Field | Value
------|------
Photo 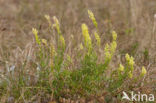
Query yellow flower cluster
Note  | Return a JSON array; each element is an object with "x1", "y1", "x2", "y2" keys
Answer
[
  {"x1": 128, "y1": 71, "x2": 133, "y2": 78},
  {"x1": 53, "y1": 16, "x2": 61, "y2": 35},
  {"x1": 125, "y1": 53, "x2": 147, "y2": 78},
  {"x1": 125, "y1": 53, "x2": 135, "y2": 78},
  {"x1": 104, "y1": 44, "x2": 111, "y2": 61},
  {"x1": 81, "y1": 24, "x2": 92, "y2": 50},
  {"x1": 88, "y1": 10, "x2": 98, "y2": 28},
  {"x1": 51, "y1": 16, "x2": 66, "y2": 49},
  {"x1": 59, "y1": 35, "x2": 65, "y2": 49},
  {"x1": 141, "y1": 66, "x2": 147, "y2": 77},
  {"x1": 111, "y1": 31, "x2": 117, "y2": 55},
  {"x1": 94, "y1": 32, "x2": 101, "y2": 46},
  {"x1": 104, "y1": 31, "x2": 117, "y2": 63},
  {"x1": 44, "y1": 15, "x2": 51, "y2": 27},
  {"x1": 41, "y1": 39, "x2": 48, "y2": 46},
  {"x1": 32, "y1": 28, "x2": 41, "y2": 46},
  {"x1": 110, "y1": 41, "x2": 117, "y2": 55},
  {"x1": 125, "y1": 53, "x2": 134, "y2": 71},
  {"x1": 79, "y1": 43, "x2": 84, "y2": 50},
  {"x1": 118, "y1": 64, "x2": 124, "y2": 72},
  {"x1": 112, "y1": 31, "x2": 117, "y2": 41},
  {"x1": 45, "y1": 15, "x2": 50, "y2": 21},
  {"x1": 125, "y1": 53, "x2": 130, "y2": 61}
]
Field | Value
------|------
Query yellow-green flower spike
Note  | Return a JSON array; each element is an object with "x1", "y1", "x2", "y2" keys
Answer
[
  {"x1": 53, "y1": 16, "x2": 61, "y2": 35},
  {"x1": 128, "y1": 71, "x2": 133, "y2": 78},
  {"x1": 104, "y1": 43, "x2": 110, "y2": 52},
  {"x1": 104, "y1": 44, "x2": 111, "y2": 62},
  {"x1": 59, "y1": 35, "x2": 65, "y2": 49},
  {"x1": 125, "y1": 54, "x2": 135, "y2": 71},
  {"x1": 42, "y1": 39, "x2": 48, "y2": 46},
  {"x1": 32, "y1": 28, "x2": 41, "y2": 45},
  {"x1": 125, "y1": 53, "x2": 130, "y2": 62},
  {"x1": 129, "y1": 57, "x2": 134, "y2": 65},
  {"x1": 44, "y1": 14, "x2": 51, "y2": 27},
  {"x1": 88, "y1": 10, "x2": 98, "y2": 28},
  {"x1": 104, "y1": 51, "x2": 111, "y2": 61},
  {"x1": 79, "y1": 43, "x2": 84, "y2": 50},
  {"x1": 45, "y1": 15, "x2": 50, "y2": 20},
  {"x1": 50, "y1": 43, "x2": 56, "y2": 56},
  {"x1": 110, "y1": 41, "x2": 117, "y2": 55},
  {"x1": 32, "y1": 28, "x2": 38, "y2": 35},
  {"x1": 112, "y1": 31, "x2": 117, "y2": 41},
  {"x1": 94, "y1": 32, "x2": 101, "y2": 46},
  {"x1": 81, "y1": 24, "x2": 92, "y2": 50},
  {"x1": 141, "y1": 66, "x2": 147, "y2": 77},
  {"x1": 118, "y1": 64, "x2": 124, "y2": 72}
]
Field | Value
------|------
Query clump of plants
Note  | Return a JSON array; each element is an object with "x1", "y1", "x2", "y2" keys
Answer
[
  {"x1": 0, "y1": 10, "x2": 147, "y2": 102},
  {"x1": 33, "y1": 10, "x2": 147, "y2": 99}
]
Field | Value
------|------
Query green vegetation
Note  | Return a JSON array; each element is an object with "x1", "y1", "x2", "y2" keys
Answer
[{"x1": 0, "y1": 10, "x2": 148, "y2": 103}]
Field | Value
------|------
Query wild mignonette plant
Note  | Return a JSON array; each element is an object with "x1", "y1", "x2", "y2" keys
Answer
[
  {"x1": 0, "y1": 10, "x2": 148, "y2": 102},
  {"x1": 31, "y1": 10, "x2": 147, "y2": 99}
]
